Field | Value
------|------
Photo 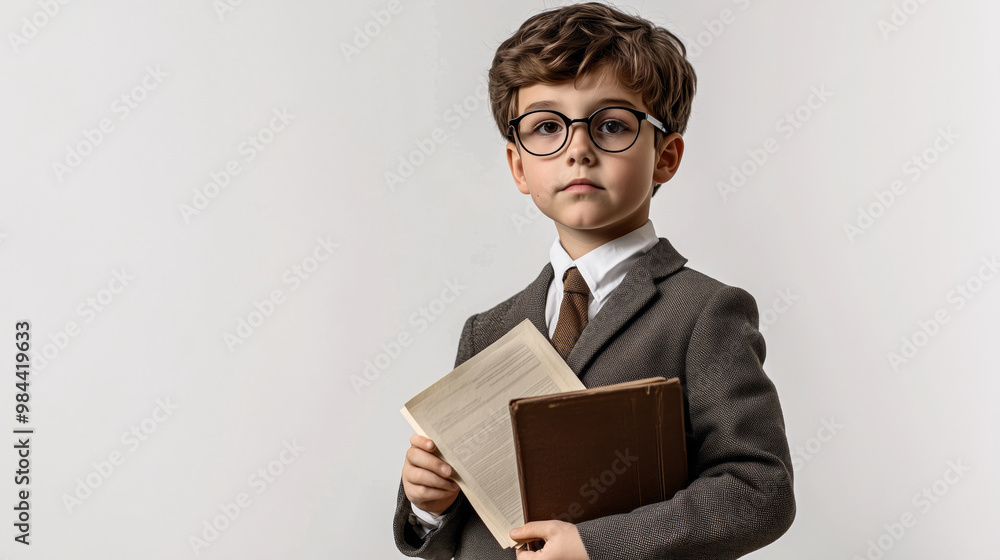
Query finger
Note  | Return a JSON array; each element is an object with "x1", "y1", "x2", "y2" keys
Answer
[
  {"x1": 405, "y1": 480, "x2": 458, "y2": 502},
  {"x1": 409, "y1": 433, "x2": 436, "y2": 452},
  {"x1": 406, "y1": 447, "x2": 455, "y2": 480},
  {"x1": 510, "y1": 521, "x2": 553, "y2": 542},
  {"x1": 514, "y1": 545, "x2": 537, "y2": 559},
  {"x1": 407, "y1": 464, "x2": 460, "y2": 492},
  {"x1": 514, "y1": 538, "x2": 545, "y2": 555}
]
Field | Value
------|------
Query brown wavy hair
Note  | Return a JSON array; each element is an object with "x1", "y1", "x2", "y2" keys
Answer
[{"x1": 488, "y1": 2, "x2": 696, "y2": 148}]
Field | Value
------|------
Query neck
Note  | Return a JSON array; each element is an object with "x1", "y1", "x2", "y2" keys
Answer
[{"x1": 556, "y1": 217, "x2": 648, "y2": 261}]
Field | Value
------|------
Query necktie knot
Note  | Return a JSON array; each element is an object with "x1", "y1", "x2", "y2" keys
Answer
[{"x1": 562, "y1": 267, "x2": 590, "y2": 296}]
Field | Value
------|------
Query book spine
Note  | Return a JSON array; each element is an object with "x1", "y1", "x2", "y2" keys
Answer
[{"x1": 508, "y1": 402, "x2": 532, "y2": 522}]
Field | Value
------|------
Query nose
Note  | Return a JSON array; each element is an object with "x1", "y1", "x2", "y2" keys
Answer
[{"x1": 564, "y1": 121, "x2": 594, "y2": 164}]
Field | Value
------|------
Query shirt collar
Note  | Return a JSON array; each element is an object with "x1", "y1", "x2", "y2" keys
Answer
[{"x1": 549, "y1": 220, "x2": 659, "y2": 303}]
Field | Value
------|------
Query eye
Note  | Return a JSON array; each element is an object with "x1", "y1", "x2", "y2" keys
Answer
[
  {"x1": 596, "y1": 119, "x2": 629, "y2": 135},
  {"x1": 534, "y1": 120, "x2": 563, "y2": 135}
]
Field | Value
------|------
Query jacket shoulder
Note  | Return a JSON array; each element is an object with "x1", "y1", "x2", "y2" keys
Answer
[
  {"x1": 454, "y1": 280, "x2": 539, "y2": 368},
  {"x1": 661, "y1": 265, "x2": 755, "y2": 305}
]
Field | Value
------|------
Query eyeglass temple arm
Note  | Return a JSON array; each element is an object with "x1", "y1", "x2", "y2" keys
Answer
[{"x1": 644, "y1": 113, "x2": 670, "y2": 135}]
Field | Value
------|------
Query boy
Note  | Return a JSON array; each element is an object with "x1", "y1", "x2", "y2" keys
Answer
[{"x1": 394, "y1": 3, "x2": 795, "y2": 558}]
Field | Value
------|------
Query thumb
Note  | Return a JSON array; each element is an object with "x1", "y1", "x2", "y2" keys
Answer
[{"x1": 511, "y1": 520, "x2": 554, "y2": 541}]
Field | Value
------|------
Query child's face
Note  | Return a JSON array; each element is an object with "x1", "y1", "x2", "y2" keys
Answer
[{"x1": 506, "y1": 67, "x2": 682, "y2": 247}]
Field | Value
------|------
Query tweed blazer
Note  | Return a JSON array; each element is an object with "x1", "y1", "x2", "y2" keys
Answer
[{"x1": 393, "y1": 238, "x2": 795, "y2": 560}]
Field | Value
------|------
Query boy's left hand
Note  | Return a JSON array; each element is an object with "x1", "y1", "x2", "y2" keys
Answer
[{"x1": 511, "y1": 520, "x2": 590, "y2": 559}]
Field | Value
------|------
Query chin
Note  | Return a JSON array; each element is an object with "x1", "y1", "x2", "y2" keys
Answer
[{"x1": 557, "y1": 216, "x2": 613, "y2": 231}]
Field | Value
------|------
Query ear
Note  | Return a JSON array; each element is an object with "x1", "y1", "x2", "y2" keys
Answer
[
  {"x1": 652, "y1": 133, "x2": 684, "y2": 184},
  {"x1": 506, "y1": 139, "x2": 531, "y2": 195}
]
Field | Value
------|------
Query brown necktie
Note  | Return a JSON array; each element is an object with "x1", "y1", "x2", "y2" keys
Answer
[{"x1": 551, "y1": 267, "x2": 590, "y2": 360}]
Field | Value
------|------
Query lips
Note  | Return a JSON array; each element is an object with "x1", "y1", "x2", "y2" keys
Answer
[{"x1": 562, "y1": 178, "x2": 602, "y2": 192}]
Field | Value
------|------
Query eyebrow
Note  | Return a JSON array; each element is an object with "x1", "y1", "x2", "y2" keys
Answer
[{"x1": 521, "y1": 97, "x2": 640, "y2": 114}]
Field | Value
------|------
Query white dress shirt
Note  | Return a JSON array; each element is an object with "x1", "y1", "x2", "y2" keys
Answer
[
  {"x1": 408, "y1": 220, "x2": 660, "y2": 538},
  {"x1": 544, "y1": 220, "x2": 659, "y2": 337}
]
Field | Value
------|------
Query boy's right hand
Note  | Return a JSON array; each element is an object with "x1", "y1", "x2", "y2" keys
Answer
[{"x1": 402, "y1": 434, "x2": 461, "y2": 516}]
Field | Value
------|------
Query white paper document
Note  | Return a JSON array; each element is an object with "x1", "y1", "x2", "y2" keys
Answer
[{"x1": 401, "y1": 319, "x2": 586, "y2": 549}]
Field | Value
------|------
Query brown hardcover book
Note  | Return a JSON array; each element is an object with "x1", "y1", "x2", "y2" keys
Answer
[{"x1": 508, "y1": 377, "x2": 689, "y2": 528}]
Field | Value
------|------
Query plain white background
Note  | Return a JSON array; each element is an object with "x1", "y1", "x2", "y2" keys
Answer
[{"x1": 1, "y1": 0, "x2": 997, "y2": 558}]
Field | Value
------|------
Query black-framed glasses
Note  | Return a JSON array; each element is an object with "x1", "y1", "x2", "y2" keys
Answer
[{"x1": 508, "y1": 106, "x2": 670, "y2": 156}]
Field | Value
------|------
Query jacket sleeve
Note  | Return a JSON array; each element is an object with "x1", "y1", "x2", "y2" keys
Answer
[
  {"x1": 574, "y1": 286, "x2": 796, "y2": 560},
  {"x1": 391, "y1": 314, "x2": 480, "y2": 558}
]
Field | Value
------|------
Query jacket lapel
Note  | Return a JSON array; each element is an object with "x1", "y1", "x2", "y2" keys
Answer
[
  {"x1": 503, "y1": 262, "x2": 553, "y2": 341},
  {"x1": 566, "y1": 238, "x2": 688, "y2": 375}
]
